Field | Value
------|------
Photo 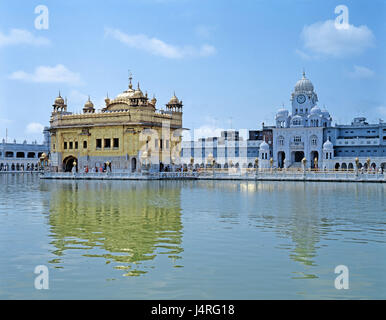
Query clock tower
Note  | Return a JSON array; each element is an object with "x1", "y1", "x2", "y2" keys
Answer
[{"x1": 291, "y1": 71, "x2": 318, "y2": 116}]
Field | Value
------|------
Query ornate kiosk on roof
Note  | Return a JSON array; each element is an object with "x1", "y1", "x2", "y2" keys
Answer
[{"x1": 49, "y1": 74, "x2": 184, "y2": 173}]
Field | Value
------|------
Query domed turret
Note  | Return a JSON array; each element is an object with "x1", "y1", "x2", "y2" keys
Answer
[
  {"x1": 169, "y1": 93, "x2": 180, "y2": 105},
  {"x1": 83, "y1": 96, "x2": 95, "y2": 113},
  {"x1": 150, "y1": 95, "x2": 157, "y2": 106},
  {"x1": 291, "y1": 114, "x2": 303, "y2": 126},
  {"x1": 276, "y1": 107, "x2": 289, "y2": 118},
  {"x1": 166, "y1": 92, "x2": 183, "y2": 112},
  {"x1": 54, "y1": 93, "x2": 64, "y2": 105},
  {"x1": 321, "y1": 108, "x2": 330, "y2": 118},
  {"x1": 323, "y1": 139, "x2": 333, "y2": 150},
  {"x1": 133, "y1": 82, "x2": 144, "y2": 98},
  {"x1": 259, "y1": 140, "x2": 269, "y2": 151},
  {"x1": 52, "y1": 91, "x2": 67, "y2": 113},
  {"x1": 295, "y1": 71, "x2": 314, "y2": 93},
  {"x1": 259, "y1": 139, "x2": 270, "y2": 168}
]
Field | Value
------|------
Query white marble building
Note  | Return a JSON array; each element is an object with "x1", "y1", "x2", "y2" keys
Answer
[{"x1": 273, "y1": 72, "x2": 332, "y2": 169}]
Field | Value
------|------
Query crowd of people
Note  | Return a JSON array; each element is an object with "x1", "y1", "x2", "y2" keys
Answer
[{"x1": 81, "y1": 162, "x2": 112, "y2": 174}]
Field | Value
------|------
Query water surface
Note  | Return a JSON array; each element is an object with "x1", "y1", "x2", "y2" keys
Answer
[{"x1": 0, "y1": 174, "x2": 385, "y2": 299}]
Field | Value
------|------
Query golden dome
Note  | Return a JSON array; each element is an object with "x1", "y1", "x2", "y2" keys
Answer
[
  {"x1": 169, "y1": 93, "x2": 180, "y2": 104},
  {"x1": 84, "y1": 96, "x2": 94, "y2": 109},
  {"x1": 116, "y1": 88, "x2": 134, "y2": 100},
  {"x1": 133, "y1": 82, "x2": 144, "y2": 98},
  {"x1": 54, "y1": 92, "x2": 64, "y2": 105}
]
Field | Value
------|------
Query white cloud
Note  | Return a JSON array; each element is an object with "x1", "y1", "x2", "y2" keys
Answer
[
  {"x1": 0, "y1": 28, "x2": 50, "y2": 47},
  {"x1": 300, "y1": 20, "x2": 375, "y2": 58},
  {"x1": 26, "y1": 122, "x2": 44, "y2": 134},
  {"x1": 9, "y1": 64, "x2": 83, "y2": 85},
  {"x1": 105, "y1": 27, "x2": 216, "y2": 59},
  {"x1": 348, "y1": 65, "x2": 375, "y2": 79}
]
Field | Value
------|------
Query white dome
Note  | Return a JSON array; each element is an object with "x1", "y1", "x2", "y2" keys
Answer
[
  {"x1": 310, "y1": 105, "x2": 322, "y2": 115},
  {"x1": 259, "y1": 141, "x2": 269, "y2": 151},
  {"x1": 321, "y1": 109, "x2": 330, "y2": 118},
  {"x1": 276, "y1": 107, "x2": 288, "y2": 118},
  {"x1": 323, "y1": 139, "x2": 333, "y2": 150},
  {"x1": 291, "y1": 114, "x2": 303, "y2": 125},
  {"x1": 295, "y1": 72, "x2": 314, "y2": 93}
]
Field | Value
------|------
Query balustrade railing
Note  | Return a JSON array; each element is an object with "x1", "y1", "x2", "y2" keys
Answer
[{"x1": 40, "y1": 168, "x2": 385, "y2": 181}]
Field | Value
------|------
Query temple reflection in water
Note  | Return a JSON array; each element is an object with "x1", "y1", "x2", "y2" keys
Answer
[
  {"x1": 46, "y1": 180, "x2": 183, "y2": 276},
  {"x1": 187, "y1": 181, "x2": 331, "y2": 277}
]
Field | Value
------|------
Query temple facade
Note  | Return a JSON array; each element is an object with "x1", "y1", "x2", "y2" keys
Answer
[{"x1": 49, "y1": 74, "x2": 184, "y2": 172}]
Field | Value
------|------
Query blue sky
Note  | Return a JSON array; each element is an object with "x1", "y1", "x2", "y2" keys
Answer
[{"x1": 0, "y1": 0, "x2": 385, "y2": 142}]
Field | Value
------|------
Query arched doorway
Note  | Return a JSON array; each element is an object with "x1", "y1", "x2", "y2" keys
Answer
[
  {"x1": 341, "y1": 163, "x2": 347, "y2": 170},
  {"x1": 278, "y1": 151, "x2": 285, "y2": 168},
  {"x1": 335, "y1": 163, "x2": 340, "y2": 170},
  {"x1": 310, "y1": 151, "x2": 319, "y2": 169},
  {"x1": 131, "y1": 157, "x2": 137, "y2": 172},
  {"x1": 159, "y1": 162, "x2": 164, "y2": 172},
  {"x1": 63, "y1": 156, "x2": 77, "y2": 172},
  {"x1": 348, "y1": 163, "x2": 354, "y2": 170},
  {"x1": 294, "y1": 151, "x2": 304, "y2": 163}
]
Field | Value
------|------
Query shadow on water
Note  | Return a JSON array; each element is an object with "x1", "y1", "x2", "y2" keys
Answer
[{"x1": 45, "y1": 180, "x2": 184, "y2": 277}]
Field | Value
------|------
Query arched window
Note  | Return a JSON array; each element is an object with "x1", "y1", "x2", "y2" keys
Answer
[
  {"x1": 278, "y1": 136, "x2": 284, "y2": 146},
  {"x1": 310, "y1": 136, "x2": 317, "y2": 146}
]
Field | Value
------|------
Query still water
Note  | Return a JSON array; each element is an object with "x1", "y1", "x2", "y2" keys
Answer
[{"x1": 0, "y1": 174, "x2": 385, "y2": 299}]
